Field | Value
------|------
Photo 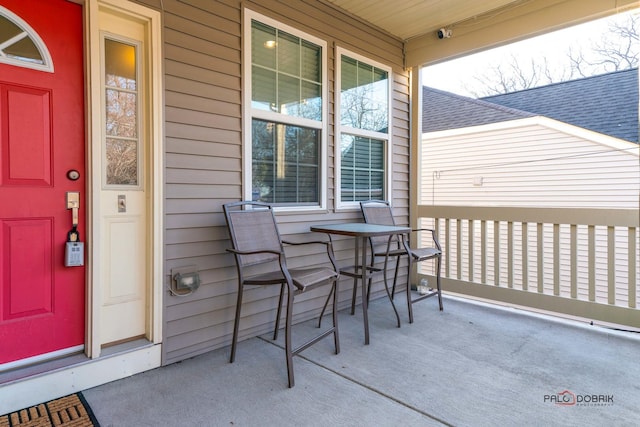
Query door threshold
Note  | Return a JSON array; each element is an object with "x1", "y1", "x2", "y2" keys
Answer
[
  {"x1": 0, "y1": 338, "x2": 153, "y2": 386},
  {"x1": 0, "y1": 352, "x2": 88, "y2": 386},
  {"x1": 1, "y1": 346, "x2": 86, "y2": 374},
  {"x1": 0, "y1": 340, "x2": 161, "y2": 414}
]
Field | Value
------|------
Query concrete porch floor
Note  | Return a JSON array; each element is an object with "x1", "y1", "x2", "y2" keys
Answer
[{"x1": 83, "y1": 296, "x2": 640, "y2": 426}]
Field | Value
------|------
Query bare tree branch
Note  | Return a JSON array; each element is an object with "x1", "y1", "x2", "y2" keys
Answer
[{"x1": 469, "y1": 13, "x2": 638, "y2": 96}]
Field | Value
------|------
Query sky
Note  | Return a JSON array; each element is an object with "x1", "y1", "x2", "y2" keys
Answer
[{"x1": 422, "y1": 10, "x2": 637, "y2": 97}]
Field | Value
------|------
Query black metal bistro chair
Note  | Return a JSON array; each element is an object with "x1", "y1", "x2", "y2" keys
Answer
[
  {"x1": 223, "y1": 201, "x2": 340, "y2": 387},
  {"x1": 359, "y1": 200, "x2": 443, "y2": 323}
]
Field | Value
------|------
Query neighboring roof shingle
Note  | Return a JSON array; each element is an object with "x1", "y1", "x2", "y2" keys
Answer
[
  {"x1": 422, "y1": 87, "x2": 534, "y2": 133},
  {"x1": 481, "y1": 68, "x2": 638, "y2": 143},
  {"x1": 423, "y1": 68, "x2": 638, "y2": 143}
]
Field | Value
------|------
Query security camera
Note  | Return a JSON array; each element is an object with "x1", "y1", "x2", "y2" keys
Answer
[{"x1": 437, "y1": 28, "x2": 452, "y2": 39}]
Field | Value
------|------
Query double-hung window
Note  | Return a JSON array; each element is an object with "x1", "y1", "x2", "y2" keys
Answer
[
  {"x1": 244, "y1": 10, "x2": 327, "y2": 209},
  {"x1": 336, "y1": 48, "x2": 391, "y2": 208}
]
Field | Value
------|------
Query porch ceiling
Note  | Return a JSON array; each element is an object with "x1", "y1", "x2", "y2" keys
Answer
[
  {"x1": 323, "y1": 0, "x2": 518, "y2": 41},
  {"x1": 322, "y1": 0, "x2": 639, "y2": 67}
]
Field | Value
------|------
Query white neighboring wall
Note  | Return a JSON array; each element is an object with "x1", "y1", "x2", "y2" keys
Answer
[
  {"x1": 420, "y1": 117, "x2": 639, "y2": 208},
  {"x1": 419, "y1": 117, "x2": 639, "y2": 308}
]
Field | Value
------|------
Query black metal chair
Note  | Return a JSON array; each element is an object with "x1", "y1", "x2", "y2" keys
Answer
[
  {"x1": 223, "y1": 201, "x2": 340, "y2": 387},
  {"x1": 360, "y1": 200, "x2": 443, "y2": 323}
]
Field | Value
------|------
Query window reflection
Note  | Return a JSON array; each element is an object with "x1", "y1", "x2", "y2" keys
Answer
[
  {"x1": 340, "y1": 56, "x2": 388, "y2": 132},
  {"x1": 340, "y1": 134, "x2": 384, "y2": 201},
  {"x1": 251, "y1": 20, "x2": 322, "y2": 121},
  {"x1": 104, "y1": 38, "x2": 138, "y2": 186},
  {"x1": 252, "y1": 119, "x2": 319, "y2": 204}
]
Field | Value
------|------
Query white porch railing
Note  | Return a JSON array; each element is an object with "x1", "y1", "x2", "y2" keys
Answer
[{"x1": 416, "y1": 205, "x2": 639, "y2": 329}]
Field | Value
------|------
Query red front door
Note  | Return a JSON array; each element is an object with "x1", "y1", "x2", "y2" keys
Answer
[{"x1": 0, "y1": 0, "x2": 85, "y2": 364}]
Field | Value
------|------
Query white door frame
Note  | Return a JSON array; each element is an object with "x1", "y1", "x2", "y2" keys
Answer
[{"x1": 84, "y1": 0, "x2": 163, "y2": 358}]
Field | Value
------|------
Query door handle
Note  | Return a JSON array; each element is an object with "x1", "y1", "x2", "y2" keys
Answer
[{"x1": 66, "y1": 192, "x2": 80, "y2": 227}]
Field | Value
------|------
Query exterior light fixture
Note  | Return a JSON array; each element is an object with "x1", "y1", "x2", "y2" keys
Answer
[{"x1": 170, "y1": 266, "x2": 201, "y2": 296}]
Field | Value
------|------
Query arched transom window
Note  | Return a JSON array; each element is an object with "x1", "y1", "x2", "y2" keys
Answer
[{"x1": 0, "y1": 6, "x2": 53, "y2": 72}]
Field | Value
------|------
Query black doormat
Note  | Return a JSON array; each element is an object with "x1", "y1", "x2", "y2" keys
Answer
[{"x1": 0, "y1": 393, "x2": 99, "y2": 427}]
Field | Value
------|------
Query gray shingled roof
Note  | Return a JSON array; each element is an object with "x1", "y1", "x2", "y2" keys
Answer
[
  {"x1": 423, "y1": 68, "x2": 639, "y2": 143},
  {"x1": 482, "y1": 68, "x2": 638, "y2": 143},
  {"x1": 422, "y1": 87, "x2": 534, "y2": 133}
]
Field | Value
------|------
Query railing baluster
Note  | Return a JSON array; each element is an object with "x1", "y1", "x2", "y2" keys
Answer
[
  {"x1": 469, "y1": 219, "x2": 475, "y2": 282},
  {"x1": 588, "y1": 225, "x2": 595, "y2": 302},
  {"x1": 445, "y1": 218, "x2": 451, "y2": 278},
  {"x1": 494, "y1": 221, "x2": 500, "y2": 286},
  {"x1": 522, "y1": 222, "x2": 528, "y2": 291},
  {"x1": 537, "y1": 223, "x2": 543, "y2": 293},
  {"x1": 629, "y1": 227, "x2": 637, "y2": 309},
  {"x1": 481, "y1": 220, "x2": 487, "y2": 284},
  {"x1": 457, "y1": 219, "x2": 462, "y2": 280},
  {"x1": 608, "y1": 226, "x2": 615, "y2": 305},
  {"x1": 553, "y1": 223, "x2": 560, "y2": 296},
  {"x1": 508, "y1": 221, "x2": 513, "y2": 289},
  {"x1": 570, "y1": 224, "x2": 577, "y2": 299}
]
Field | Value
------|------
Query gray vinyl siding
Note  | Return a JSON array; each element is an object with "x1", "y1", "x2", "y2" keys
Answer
[{"x1": 133, "y1": 0, "x2": 409, "y2": 364}]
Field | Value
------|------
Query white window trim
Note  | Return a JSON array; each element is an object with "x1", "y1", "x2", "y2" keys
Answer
[
  {"x1": 0, "y1": 5, "x2": 54, "y2": 72},
  {"x1": 242, "y1": 9, "x2": 328, "y2": 211},
  {"x1": 335, "y1": 47, "x2": 393, "y2": 210}
]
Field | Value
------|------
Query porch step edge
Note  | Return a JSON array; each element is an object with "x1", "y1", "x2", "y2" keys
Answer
[{"x1": 0, "y1": 343, "x2": 161, "y2": 414}]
